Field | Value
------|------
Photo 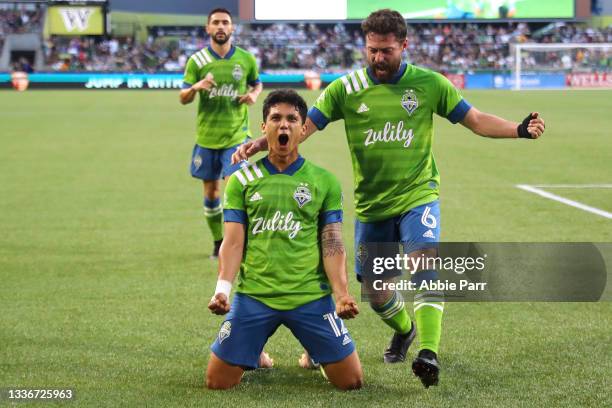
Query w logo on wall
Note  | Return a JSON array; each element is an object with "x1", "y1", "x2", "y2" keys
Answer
[
  {"x1": 48, "y1": 6, "x2": 104, "y2": 35},
  {"x1": 59, "y1": 8, "x2": 94, "y2": 32}
]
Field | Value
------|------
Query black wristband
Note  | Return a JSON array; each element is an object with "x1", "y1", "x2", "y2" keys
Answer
[{"x1": 517, "y1": 113, "x2": 534, "y2": 139}]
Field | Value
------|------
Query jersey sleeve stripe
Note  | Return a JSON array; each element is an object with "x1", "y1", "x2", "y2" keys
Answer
[
  {"x1": 357, "y1": 69, "x2": 369, "y2": 89},
  {"x1": 194, "y1": 51, "x2": 207, "y2": 66},
  {"x1": 201, "y1": 50, "x2": 213, "y2": 64},
  {"x1": 202, "y1": 50, "x2": 213, "y2": 64},
  {"x1": 446, "y1": 99, "x2": 472, "y2": 124},
  {"x1": 234, "y1": 170, "x2": 247, "y2": 185},
  {"x1": 319, "y1": 210, "x2": 343, "y2": 226},
  {"x1": 193, "y1": 51, "x2": 204, "y2": 65},
  {"x1": 251, "y1": 163, "x2": 264, "y2": 178},
  {"x1": 348, "y1": 71, "x2": 361, "y2": 92},
  {"x1": 223, "y1": 209, "x2": 247, "y2": 224},
  {"x1": 241, "y1": 164, "x2": 255, "y2": 181},
  {"x1": 307, "y1": 106, "x2": 330, "y2": 130},
  {"x1": 191, "y1": 54, "x2": 204, "y2": 68},
  {"x1": 340, "y1": 75, "x2": 352, "y2": 94}
]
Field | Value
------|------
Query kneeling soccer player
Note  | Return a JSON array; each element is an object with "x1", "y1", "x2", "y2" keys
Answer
[{"x1": 206, "y1": 90, "x2": 363, "y2": 390}]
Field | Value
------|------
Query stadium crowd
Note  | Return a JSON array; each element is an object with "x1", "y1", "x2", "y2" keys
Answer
[
  {"x1": 0, "y1": 3, "x2": 609, "y2": 73},
  {"x1": 43, "y1": 22, "x2": 611, "y2": 72}
]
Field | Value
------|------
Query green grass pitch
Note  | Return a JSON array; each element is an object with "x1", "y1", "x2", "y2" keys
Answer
[{"x1": 0, "y1": 89, "x2": 611, "y2": 407}]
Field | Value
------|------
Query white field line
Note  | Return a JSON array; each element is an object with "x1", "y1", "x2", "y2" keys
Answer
[
  {"x1": 530, "y1": 184, "x2": 612, "y2": 188},
  {"x1": 516, "y1": 184, "x2": 612, "y2": 219}
]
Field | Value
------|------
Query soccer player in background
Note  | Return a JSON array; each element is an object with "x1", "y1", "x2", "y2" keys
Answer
[
  {"x1": 233, "y1": 9, "x2": 545, "y2": 388},
  {"x1": 206, "y1": 90, "x2": 362, "y2": 390},
  {"x1": 179, "y1": 8, "x2": 262, "y2": 258}
]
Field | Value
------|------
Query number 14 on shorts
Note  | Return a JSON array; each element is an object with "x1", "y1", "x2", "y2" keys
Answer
[{"x1": 323, "y1": 312, "x2": 348, "y2": 337}]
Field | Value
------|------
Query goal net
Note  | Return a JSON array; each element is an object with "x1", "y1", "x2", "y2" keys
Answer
[{"x1": 512, "y1": 43, "x2": 612, "y2": 90}]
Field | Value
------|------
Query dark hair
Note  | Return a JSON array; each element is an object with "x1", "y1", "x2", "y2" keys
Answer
[
  {"x1": 361, "y1": 9, "x2": 407, "y2": 41},
  {"x1": 263, "y1": 90, "x2": 308, "y2": 124},
  {"x1": 207, "y1": 8, "x2": 232, "y2": 23}
]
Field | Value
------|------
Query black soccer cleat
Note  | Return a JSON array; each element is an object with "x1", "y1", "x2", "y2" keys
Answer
[
  {"x1": 383, "y1": 321, "x2": 416, "y2": 363},
  {"x1": 210, "y1": 239, "x2": 223, "y2": 260},
  {"x1": 412, "y1": 349, "x2": 440, "y2": 388}
]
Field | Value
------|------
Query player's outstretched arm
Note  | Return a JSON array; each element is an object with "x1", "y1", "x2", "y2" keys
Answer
[
  {"x1": 231, "y1": 117, "x2": 319, "y2": 164},
  {"x1": 208, "y1": 222, "x2": 245, "y2": 315},
  {"x1": 460, "y1": 107, "x2": 545, "y2": 139},
  {"x1": 321, "y1": 222, "x2": 359, "y2": 319}
]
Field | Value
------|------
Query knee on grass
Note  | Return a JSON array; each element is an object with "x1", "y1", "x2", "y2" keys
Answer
[
  {"x1": 206, "y1": 353, "x2": 244, "y2": 390},
  {"x1": 329, "y1": 372, "x2": 363, "y2": 391},
  {"x1": 205, "y1": 373, "x2": 241, "y2": 390}
]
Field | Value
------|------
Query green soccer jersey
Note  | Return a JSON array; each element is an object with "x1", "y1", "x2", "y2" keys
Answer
[
  {"x1": 183, "y1": 45, "x2": 260, "y2": 149},
  {"x1": 223, "y1": 156, "x2": 343, "y2": 310},
  {"x1": 310, "y1": 62, "x2": 470, "y2": 222}
]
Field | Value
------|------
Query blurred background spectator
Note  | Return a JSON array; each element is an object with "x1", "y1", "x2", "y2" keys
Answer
[{"x1": 0, "y1": 3, "x2": 44, "y2": 55}]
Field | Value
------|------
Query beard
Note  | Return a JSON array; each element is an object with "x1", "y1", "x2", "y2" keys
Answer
[
  {"x1": 212, "y1": 31, "x2": 231, "y2": 45},
  {"x1": 369, "y1": 58, "x2": 402, "y2": 82}
]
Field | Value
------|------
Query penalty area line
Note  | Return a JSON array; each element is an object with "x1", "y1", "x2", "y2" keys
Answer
[{"x1": 516, "y1": 184, "x2": 612, "y2": 219}]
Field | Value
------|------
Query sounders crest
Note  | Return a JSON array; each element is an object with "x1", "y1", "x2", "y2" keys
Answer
[
  {"x1": 193, "y1": 154, "x2": 203, "y2": 169},
  {"x1": 232, "y1": 64, "x2": 243, "y2": 81},
  {"x1": 218, "y1": 321, "x2": 231, "y2": 343},
  {"x1": 401, "y1": 89, "x2": 418, "y2": 116},
  {"x1": 293, "y1": 183, "x2": 312, "y2": 208}
]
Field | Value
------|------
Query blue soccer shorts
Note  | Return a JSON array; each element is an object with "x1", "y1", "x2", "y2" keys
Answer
[
  {"x1": 190, "y1": 139, "x2": 248, "y2": 181},
  {"x1": 211, "y1": 293, "x2": 355, "y2": 369},
  {"x1": 354, "y1": 200, "x2": 441, "y2": 281}
]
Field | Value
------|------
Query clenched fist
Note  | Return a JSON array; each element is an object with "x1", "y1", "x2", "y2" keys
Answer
[
  {"x1": 336, "y1": 295, "x2": 359, "y2": 320},
  {"x1": 208, "y1": 293, "x2": 230, "y2": 315}
]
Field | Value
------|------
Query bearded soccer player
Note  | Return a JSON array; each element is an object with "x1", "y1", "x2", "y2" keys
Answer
[
  {"x1": 206, "y1": 90, "x2": 362, "y2": 390},
  {"x1": 233, "y1": 9, "x2": 545, "y2": 388},
  {"x1": 179, "y1": 8, "x2": 262, "y2": 258}
]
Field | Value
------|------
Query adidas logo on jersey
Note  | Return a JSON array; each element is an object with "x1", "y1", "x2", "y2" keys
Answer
[
  {"x1": 423, "y1": 229, "x2": 435, "y2": 239},
  {"x1": 249, "y1": 192, "x2": 263, "y2": 202},
  {"x1": 342, "y1": 335, "x2": 352, "y2": 346},
  {"x1": 357, "y1": 103, "x2": 369, "y2": 113}
]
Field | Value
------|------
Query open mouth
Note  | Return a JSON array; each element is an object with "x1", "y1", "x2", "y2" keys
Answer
[{"x1": 278, "y1": 134, "x2": 289, "y2": 146}]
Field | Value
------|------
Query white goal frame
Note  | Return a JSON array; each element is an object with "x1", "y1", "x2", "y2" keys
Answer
[{"x1": 513, "y1": 43, "x2": 612, "y2": 90}]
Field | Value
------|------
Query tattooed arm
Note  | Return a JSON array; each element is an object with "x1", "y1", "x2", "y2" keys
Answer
[{"x1": 321, "y1": 222, "x2": 359, "y2": 319}]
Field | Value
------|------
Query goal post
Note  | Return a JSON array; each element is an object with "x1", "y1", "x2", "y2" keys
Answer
[{"x1": 512, "y1": 43, "x2": 612, "y2": 90}]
